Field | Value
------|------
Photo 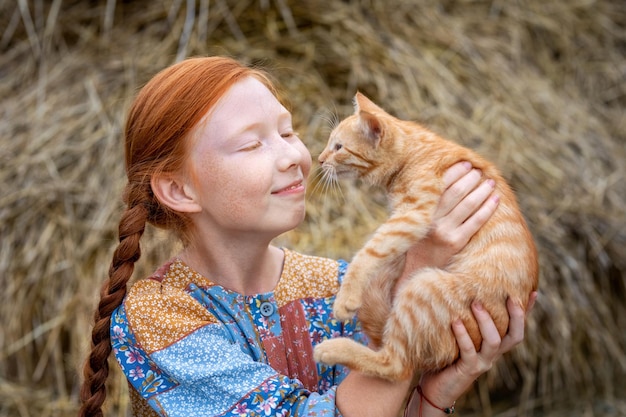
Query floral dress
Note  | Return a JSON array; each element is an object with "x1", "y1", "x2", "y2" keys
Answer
[{"x1": 111, "y1": 248, "x2": 366, "y2": 417}]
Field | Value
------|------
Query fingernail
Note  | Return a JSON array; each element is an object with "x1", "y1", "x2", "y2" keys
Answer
[
  {"x1": 491, "y1": 194, "x2": 500, "y2": 204},
  {"x1": 473, "y1": 301, "x2": 484, "y2": 311},
  {"x1": 463, "y1": 161, "x2": 472, "y2": 170},
  {"x1": 487, "y1": 179, "x2": 496, "y2": 188}
]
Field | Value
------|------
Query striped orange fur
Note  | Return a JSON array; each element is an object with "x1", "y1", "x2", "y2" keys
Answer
[{"x1": 313, "y1": 92, "x2": 539, "y2": 381}]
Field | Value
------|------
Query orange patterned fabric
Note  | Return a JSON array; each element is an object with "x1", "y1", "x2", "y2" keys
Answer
[
  {"x1": 274, "y1": 249, "x2": 341, "y2": 305},
  {"x1": 112, "y1": 248, "x2": 364, "y2": 416},
  {"x1": 124, "y1": 268, "x2": 217, "y2": 353}
]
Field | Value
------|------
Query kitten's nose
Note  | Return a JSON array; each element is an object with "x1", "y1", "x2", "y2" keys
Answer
[{"x1": 318, "y1": 150, "x2": 329, "y2": 165}]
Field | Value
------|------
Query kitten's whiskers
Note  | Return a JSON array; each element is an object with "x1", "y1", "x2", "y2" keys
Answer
[{"x1": 310, "y1": 165, "x2": 345, "y2": 204}]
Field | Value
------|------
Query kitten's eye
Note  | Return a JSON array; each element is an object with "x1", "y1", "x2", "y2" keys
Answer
[{"x1": 335, "y1": 143, "x2": 343, "y2": 151}]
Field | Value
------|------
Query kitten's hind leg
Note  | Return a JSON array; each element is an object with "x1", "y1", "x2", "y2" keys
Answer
[
  {"x1": 391, "y1": 267, "x2": 482, "y2": 371},
  {"x1": 313, "y1": 338, "x2": 410, "y2": 381}
]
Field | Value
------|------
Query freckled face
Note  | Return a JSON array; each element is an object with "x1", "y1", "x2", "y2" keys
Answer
[{"x1": 185, "y1": 77, "x2": 312, "y2": 239}]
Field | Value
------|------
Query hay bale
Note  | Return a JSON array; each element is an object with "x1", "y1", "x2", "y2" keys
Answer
[{"x1": 0, "y1": 1, "x2": 624, "y2": 416}]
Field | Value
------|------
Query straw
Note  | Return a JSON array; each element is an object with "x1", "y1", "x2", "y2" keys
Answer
[{"x1": 1, "y1": 1, "x2": 624, "y2": 416}]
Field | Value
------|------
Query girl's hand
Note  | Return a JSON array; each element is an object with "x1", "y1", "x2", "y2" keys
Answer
[
  {"x1": 403, "y1": 161, "x2": 498, "y2": 275},
  {"x1": 408, "y1": 292, "x2": 538, "y2": 417},
  {"x1": 450, "y1": 294, "x2": 537, "y2": 379}
]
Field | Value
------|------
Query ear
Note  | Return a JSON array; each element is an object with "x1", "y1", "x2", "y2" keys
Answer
[
  {"x1": 353, "y1": 91, "x2": 382, "y2": 114},
  {"x1": 151, "y1": 173, "x2": 202, "y2": 214},
  {"x1": 357, "y1": 110, "x2": 383, "y2": 147}
]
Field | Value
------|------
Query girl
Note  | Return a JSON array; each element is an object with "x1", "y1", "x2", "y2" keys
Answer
[{"x1": 79, "y1": 56, "x2": 535, "y2": 417}]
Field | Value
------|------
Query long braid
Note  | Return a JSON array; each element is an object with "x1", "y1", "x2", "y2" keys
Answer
[{"x1": 79, "y1": 202, "x2": 147, "y2": 417}]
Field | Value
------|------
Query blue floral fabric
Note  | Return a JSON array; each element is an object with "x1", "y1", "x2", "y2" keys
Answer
[{"x1": 111, "y1": 249, "x2": 365, "y2": 417}]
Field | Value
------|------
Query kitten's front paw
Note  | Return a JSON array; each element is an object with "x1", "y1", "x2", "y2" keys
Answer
[
  {"x1": 333, "y1": 288, "x2": 363, "y2": 320},
  {"x1": 333, "y1": 297, "x2": 360, "y2": 321},
  {"x1": 313, "y1": 340, "x2": 337, "y2": 366}
]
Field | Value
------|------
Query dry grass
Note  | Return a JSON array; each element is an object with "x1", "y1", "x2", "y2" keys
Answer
[{"x1": 1, "y1": 0, "x2": 625, "y2": 416}]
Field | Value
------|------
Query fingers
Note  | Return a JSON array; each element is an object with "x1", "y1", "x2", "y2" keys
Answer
[
  {"x1": 441, "y1": 161, "x2": 473, "y2": 189},
  {"x1": 450, "y1": 293, "x2": 537, "y2": 381},
  {"x1": 450, "y1": 311, "x2": 493, "y2": 378},
  {"x1": 451, "y1": 319, "x2": 477, "y2": 360},
  {"x1": 499, "y1": 298, "x2": 526, "y2": 352},
  {"x1": 449, "y1": 180, "x2": 498, "y2": 237},
  {"x1": 499, "y1": 291, "x2": 538, "y2": 353},
  {"x1": 453, "y1": 303, "x2": 502, "y2": 376},
  {"x1": 438, "y1": 163, "x2": 498, "y2": 226},
  {"x1": 438, "y1": 165, "x2": 483, "y2": 217},
  {"x1": 526, "y1": 291, "x2": 538, "y2": 313},
  {"x1": 434, "y1": 175, "x2": 498, "y2": 253},
  {"x1": 471, "y1": 302, "x2": 502, "y2": 358}
]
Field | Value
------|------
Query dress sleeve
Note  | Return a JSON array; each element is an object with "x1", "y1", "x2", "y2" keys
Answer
[{"x1": 111, "y1": 281, "x2": 345, "y2": 417}]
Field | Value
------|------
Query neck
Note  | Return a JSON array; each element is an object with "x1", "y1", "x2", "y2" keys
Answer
[
  {"x1": 383, "y1": 158, "x2": 406, "y2": 191},
  {"x1": 178, "y1": 238, "x2": 285, "y2": 295}
]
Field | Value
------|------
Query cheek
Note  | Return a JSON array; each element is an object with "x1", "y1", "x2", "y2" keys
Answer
[{"x1": 214, "y1": 165, "x2": 268, "y2": 213}]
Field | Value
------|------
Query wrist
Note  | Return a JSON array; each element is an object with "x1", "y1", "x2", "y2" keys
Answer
[
  {"x1": 417, "y1": 385, "x2": 456, "y2": 415},
  {"x1": 419, "y1": 373, "x2": 458, "y2": 405},
  {"x1": 420, "y1": 363, "x2": 476, "y2": 402},
  {"x1": 404, "y1": 384, "x2": 456, "y2": 417}
]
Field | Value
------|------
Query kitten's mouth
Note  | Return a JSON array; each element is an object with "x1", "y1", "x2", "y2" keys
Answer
[
  {"x1": 333, "y1": 168, "x2": 357, "y2": 179},
  {"x1": 320, "y1": 164, "x2": 359, "y2": 181}
]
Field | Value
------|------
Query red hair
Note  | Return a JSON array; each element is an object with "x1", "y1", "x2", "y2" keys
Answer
[{"x1": 78, "y1": 56, "x2": 276, "y2": 417}]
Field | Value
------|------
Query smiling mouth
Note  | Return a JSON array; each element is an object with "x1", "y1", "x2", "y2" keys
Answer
[{"x1": 273, "y1": 181, "x2": 304, "y2": 194}]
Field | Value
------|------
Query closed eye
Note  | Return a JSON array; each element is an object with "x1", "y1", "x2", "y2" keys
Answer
[
  {"x1": 335, "y1": 143, "x2": 343, "y2": 151},
  {"x1": 241, "y1": 141, "x2": 262, "y2": 151},
  {"x1": 282, "y1": 131, "x2": 299, "y2": 139}
]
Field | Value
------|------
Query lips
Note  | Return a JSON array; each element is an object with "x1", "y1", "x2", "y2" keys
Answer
[{"x1": 272, "y1": 180, "x2": 304, "y2": 194}]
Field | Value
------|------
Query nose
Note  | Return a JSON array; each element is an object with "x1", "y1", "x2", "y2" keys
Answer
[
  {"x1": 318, "y1": 150, "x2": 327, "y2": 165},
  {"x1": 276, "y1": 136, "x2": 306, "y2": 171}
]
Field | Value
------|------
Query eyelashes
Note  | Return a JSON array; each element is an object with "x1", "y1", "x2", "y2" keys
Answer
[{"x1": 240, "y1": 141, "x2": 262, "y2": 151}]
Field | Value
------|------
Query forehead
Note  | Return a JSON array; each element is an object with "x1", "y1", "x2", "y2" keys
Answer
[
  {"x1": 207, "y1": 77, "x2": 286, "y2": 129},
  {"x1": 189, "y1": 76, "x2": 291, "y2": 153}
]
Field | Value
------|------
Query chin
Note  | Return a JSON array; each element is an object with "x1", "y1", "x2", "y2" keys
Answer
[
  {"x1": 293, "y1": 209, "x2": 307, "y2": 226},
  {"x1": 288, "y1": 208, "x2": 307, "y2": 229}
]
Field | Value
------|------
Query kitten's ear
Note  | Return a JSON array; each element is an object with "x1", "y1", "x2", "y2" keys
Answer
[
  {"x1": 353, "y1": 91, "x2": 385, "y2": 146},
  {"x1": 358, "y1": 110, "x2": 383, "y2": 147},
  {"x1": 353, "y1": 92, "x2": 383, "y2": 114}
]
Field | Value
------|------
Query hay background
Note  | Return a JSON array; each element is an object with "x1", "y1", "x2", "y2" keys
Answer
[{"x1": 1, "y1": 0, "x2": 625, "y2": 416}]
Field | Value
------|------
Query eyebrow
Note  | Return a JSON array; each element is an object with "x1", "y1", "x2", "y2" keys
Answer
[{"x1": 232, "y1": 108, "x2": 293, "y2": 136}]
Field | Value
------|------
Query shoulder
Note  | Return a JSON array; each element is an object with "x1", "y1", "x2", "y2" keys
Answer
[
  {"x1": 275, "y1": 248, "x2": 348, "y2": 304},
  {"x1": 122, "y1": 259, "x2": 217, "y2": 353}
]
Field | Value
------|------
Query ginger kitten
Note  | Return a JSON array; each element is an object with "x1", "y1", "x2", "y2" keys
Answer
[{"x1": 313, "y1": 92, "x2": 539, "y2": 380}]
